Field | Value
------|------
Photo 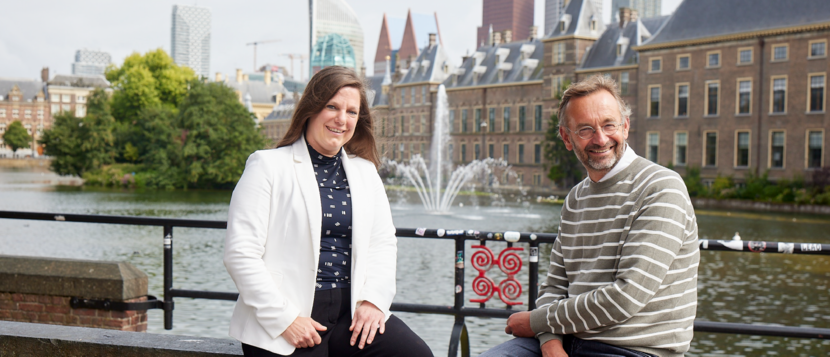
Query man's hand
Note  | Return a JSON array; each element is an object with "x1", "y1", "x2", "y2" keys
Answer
[
  {"x1": 504, "y1": 311, "x2": 535, "y2": 337},
  {"x1": 283, "y1": 316, "x2": 327, "y2": 348},
  {"x1": 541, "y1": 339, "x2": 568, "y2": 357},
  {"x1": 349, "y1": 301, "x2": 385, "y2": 349}
]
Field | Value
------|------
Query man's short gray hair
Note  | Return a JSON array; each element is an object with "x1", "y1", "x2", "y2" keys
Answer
[{"x1": 557, "y1": 75, "x2": 632, "y2": 137}]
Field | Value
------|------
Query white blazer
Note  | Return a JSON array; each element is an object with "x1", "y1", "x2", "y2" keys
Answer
[{"x1": 223, "y1": 137, "x2": 397, "y2": 355}]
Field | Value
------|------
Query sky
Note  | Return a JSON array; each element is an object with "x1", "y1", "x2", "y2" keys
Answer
[{"x1": 0, "y1": 0, "x2": 682, "y2": 82}]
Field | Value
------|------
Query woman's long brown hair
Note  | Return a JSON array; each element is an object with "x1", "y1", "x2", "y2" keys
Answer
[{"x1": 277, "y1": 66, "x2": 379, "y2": 167}]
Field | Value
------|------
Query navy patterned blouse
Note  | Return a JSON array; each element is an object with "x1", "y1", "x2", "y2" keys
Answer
[{"x1": 309, "y1": 144, "x2": 352, "y2": 291}]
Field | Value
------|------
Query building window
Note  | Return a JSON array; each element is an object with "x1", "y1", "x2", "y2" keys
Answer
[
  {"x1": 676, "y1": 83, "x2": 689, "y2": 117},
  {"x1": 62, "y1": 94, "x2": 71, "y2": 103},
  {"x1": 649, "y1": 58, "x2": 661, "y2": 72},
  {"x1": 410, "y1": 115, "x2": 415, "y2": 134},
  {"x1": 707, "y1": 51, "x2": 721, "y2": 68},
  {"x1": 534, "y1": 105, "x2": 542, "y2": 131},
  {"x1": 475, "y1": 108, "x2": 481, "y2": 132},
  {"x1": 77, "y1": 95, "x2": 86, "y2": 103},
  {"x1": 770, "y1": 131, "x2": 785, "y2": 168},
  {"x1": 771, "y1": 76, "x2": 787, "y2": 113},
  {"x1": 706, "y1": 81, "x2": 719, "y2": 116},
  {"x1": 553, "y1": 42, "x2": 566, "y2": 64},
  {"x1": 503, "y1": 144, "x2": 509, "y2": 162},
  {"x1": 620, "y1": 72, "x2": 629, "y2": 95},
  {"x1": 449, "y1": 109, "x2": 455, "y2": 133},
  {"x1": 503, "y1": 107, "x2": 510, "y2": 132},
  {"x1": 488, "y1": 108, "x2": 495, "y2": 131},
  {"x1": 393, "y1": 116, "x2": 399, "y2": 135},
  {"x1": 535, "y1": 144, "x2": 541, "y2": 164},
  {"x1": 519, "y1": 106, "x2": 526, "y2": 131},
  {"x1": 675, "y1": 132, "x2": 687, "y2": 166},
  {"x1": 704, "y1": 132, "x2": 718, "y2": 167},
  {"x1": 488, "y1": 144, "x2": 494, "y2": 158},
  {"x1": 76, "y1": 105, "x2": 86, "y2": 117},
  {"x1": 738, "y1": 47, "x2": 753, "y2": 64},
  {"x1": 616, "y1": 44, "x2": 623, "y2": 57},
  {"x1": 551, "y1": 75, "x2": 565, "y2": 98},
  {"x1": 590, "y1": 19, "x2": 597, "y2": 31},
  {"x1": 421, "y1": 115, "x2": 427, "y2": 134},
  {"x1": 647, "y1": 132, "x2": 659, "y2": 163},
  {"x1": 448, "y1": 144, "x2": 454, "y2": 162},
  {"x1": 24, "y1": 110, "x2": 31, "y2": 119},
  {"x1": 772, "y1": 44, "x2": 788, "y2": 61},
  {"x1": 809, "y1": 74, "x2": 825, "y2": 112},
  {"x1": 808, "y1": 130, "x2": 823, "y2": 168},
  {"x1": 410, "y1": 87, "x2": 415, "y2": 105},
  {"x1": 677, "y1": 55, "x2": 690, "y2": 70},
  {"x1": 462, "y1": 109, "x2": 468, "y2": 132},
  {"x1": 62, "y1": 104, "x2": 70, "y2": 112},
  {"x1": 736, "y1": 131, "x2": 750, "y2": 167},
  {"x1": 422, "y1": 86, "x2": 427, "y2": 104},
  {"x1": 809, "y1": 40, "x2": 827, "y2": 58},
  {"x1": 475, "y1": 143, "x2": 481, "y2": 160},
  {"x1": 737, "y1": 79, "x2": 752, "y2": 114},
  {"x1": 0, "y1": 109, "x2": 5, "y2": 118},
  {"x1": 461, "y1": 144, "x2": 467, "y2": 162},
  {"x1": 12, "y1": 109, "x2": 19, "y2": 118},
  {"x1": 648, "y1": 85, "x2": 660, "y2": 117}
]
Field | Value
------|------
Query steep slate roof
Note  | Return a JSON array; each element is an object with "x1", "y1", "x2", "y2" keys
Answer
[
  {"x1": 580, "y1": 16, "x2": 669, "y2": 70},
  {"x1": 0, "y1": 78, "x2": 45, "y2": 101},
  {"x1": 546, "y1": 0, "x2": 605, "y2": 39},
  {"x1": 365, "y1": 74, "x2": 387, "y2": 107},
  {"x1": 641, "y1": 0, "x2": 830, "y2": 49},
  {"x1": 443, "y1": 39, "x2": 544, "y2": 89},
  {"x1": 397, "y1": 10, "x2": 420, "y2": 61},
  {"x1": 373, "y1": 14, "x2": 394, "y2": 65},
  {"x1": 397, "y1": 42, "x2": 453, "y2": 85},
  {"x1": 223, "y1": 78, "x2": 288, "y2": 104},
  {"x1": 264, "y1": 94, "x2": 296, "y2": 121},
  {"x1": 48, "y1": 74, "x2": 110, "y2": 88}
]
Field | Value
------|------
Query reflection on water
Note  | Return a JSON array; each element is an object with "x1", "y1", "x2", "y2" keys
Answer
[{"x1": 0, "y1": 168, "x2": 829, "y2": 356}]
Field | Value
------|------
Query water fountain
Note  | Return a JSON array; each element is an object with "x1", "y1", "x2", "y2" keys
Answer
[{"x1": 387, "y1": 85, "x2": 522, "y2": 213}]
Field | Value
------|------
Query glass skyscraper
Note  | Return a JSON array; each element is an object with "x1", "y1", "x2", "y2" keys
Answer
[
  {"x1": 171, "y1": 5, "x2": 211, "y2": 78},
  {"x1": 308, "y1": 0, "x2": 364, "y2": 76},
  {"x1": 72, "y1": 49, "x2": 111, "y2": 77}
]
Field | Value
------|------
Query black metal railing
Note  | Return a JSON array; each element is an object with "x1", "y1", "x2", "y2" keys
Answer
[{"x1": 1, "y1": 210, "x2": 829, "y2": 357}]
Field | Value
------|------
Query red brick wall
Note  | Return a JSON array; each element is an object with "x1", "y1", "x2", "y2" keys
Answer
[{"x1": 0, "y1": 292, "x2": 148, "y2": 332}]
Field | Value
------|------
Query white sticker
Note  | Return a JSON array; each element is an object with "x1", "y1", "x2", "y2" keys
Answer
[
  {"x1": 717, "y1": 240, "x2": 743, "y2": 251},
  {"x1": 415, "y1": 227, "x2": 426, "y2": 236},
  {"x1": 504, "y1": 231, "x2": 521, "y2": 243},
  {"x1": 778, "y1": 243, "x2": 794, "y2": 254},
  {"x1": 437, "y1": 229, "x2": 445, "y2": 237}
]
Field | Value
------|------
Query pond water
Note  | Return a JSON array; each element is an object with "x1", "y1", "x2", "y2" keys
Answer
[{"x1": 0, "y1": 166, "x2": 828, "y2": 356}]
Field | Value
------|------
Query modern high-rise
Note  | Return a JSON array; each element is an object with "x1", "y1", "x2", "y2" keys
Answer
[
  {"x1": 308, "y1": 0, "x2": 364, "y2": 76},
  {"x1": 171, "y1": 5, "x2": 211, "y2": 78},
  {"x1": 544, "y1": 0, "x2": 563, "y2": 37},
  {"x1": 72, "y1": 49, "x2": 111, "y2": 77},
  {"x1": 477, "y1": 0, "x2": 534, "y2": 48},
  {"x1": 611, "y1": 0, "x2": 662, "y2": 20}
]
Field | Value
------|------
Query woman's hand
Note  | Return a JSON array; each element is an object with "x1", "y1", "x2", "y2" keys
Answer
[
  {"x1": 349, "y1": 301, "x2": 385, "y2": 349},
  {"x1": 283, "y1": 316, "x2": 327, "y2": 348}
]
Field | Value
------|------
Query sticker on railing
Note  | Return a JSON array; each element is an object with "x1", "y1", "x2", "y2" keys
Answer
[{"x1": 469, "y1": 245, "x2": 524, "y2": 306}]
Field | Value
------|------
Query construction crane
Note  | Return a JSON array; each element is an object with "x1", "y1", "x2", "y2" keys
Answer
[
  {"x1": 246, "y1": 39, "x2": 281, "y2": 72},
  {"x1": 282, "y1": 54, "x2": 308, "y2": 81}
]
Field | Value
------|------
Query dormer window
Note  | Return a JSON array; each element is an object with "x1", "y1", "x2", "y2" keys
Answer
[
  {"x1": 616, "y1": 37, "x2": 629, "y2": 58},
  {"x1": 616, "y1": 45, "x2": 622, "y2": 56},
  {"x1": 590, "y1": 17, "x2": 597, "y2": 32},
  {"x1": 559, "y1": 14, "x2": 572, "y2": 34},
  {"x1": 560, "y1": 21, "x2": 566, "y2": 32}
]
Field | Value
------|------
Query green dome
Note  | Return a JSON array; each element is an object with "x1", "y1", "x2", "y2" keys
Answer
[{"x1": 311, "y1": 33, "x2": 356, "y2": 70}]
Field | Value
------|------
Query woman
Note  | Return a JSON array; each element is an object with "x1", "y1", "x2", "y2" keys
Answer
[{"x1": 224, "y1": 66, "x2": 431, "y2": 357}]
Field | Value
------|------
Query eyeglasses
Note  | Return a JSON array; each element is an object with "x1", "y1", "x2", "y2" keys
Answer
[{"x1": 566, "y1": 122, "x2": 623, "y2": 140}]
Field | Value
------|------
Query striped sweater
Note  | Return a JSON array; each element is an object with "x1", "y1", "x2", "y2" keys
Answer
[{"x1": 530, "y1": 156, "x2": 699, "y2": 357}]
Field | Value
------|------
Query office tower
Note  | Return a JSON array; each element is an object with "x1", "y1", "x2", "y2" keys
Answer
[
  {"x1": 544, "y1": 0, "x2": 564, "y2": 37},
  {"x1": 308, "y1": 0, "x2": 364, "y2": 76},
  {"x1": 477, "y1": 0, "x2": 534, "y2": 48},
  {"x1": 71, "y1": 49, "x2": 111, "y2": 77},
  {"x1": 611, "y1": 0, "x2": 662, "y2": 20},
  {"x1": 171, "y1": 5, "x2": 211, "y2": 78}
]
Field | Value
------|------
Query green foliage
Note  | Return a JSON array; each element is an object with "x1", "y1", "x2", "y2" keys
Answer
[
  {"x1": 39, "y1": 89, "x2": 116, "y2": 176},
  {"x1": 3, "y1": 121, "x2": 32, "y2": 153},
  {"x1": 681, "y1": 166, "x2": 707, "y2": 197},
  {"x1": 543, "y1": 113, "x2": 583, "y2": 188}
]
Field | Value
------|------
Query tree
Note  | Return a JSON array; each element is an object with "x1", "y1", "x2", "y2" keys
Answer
[
  {"x1": 39, "y1": 89, "x2": 116, "y2": 176},
  {"x1": 139, "y1": 81, "x2": 266, "y2": 189},
  {"x1": 2, "y1": 121, "x2": 32, "y2": 155},
  {"x1": 544, "y1": 113, "x2": 584, "y2": 189}
]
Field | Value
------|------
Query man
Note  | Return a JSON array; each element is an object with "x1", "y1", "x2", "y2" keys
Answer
[{"x1": 481, "y1": 75, "x2": 699, "y2": 357}]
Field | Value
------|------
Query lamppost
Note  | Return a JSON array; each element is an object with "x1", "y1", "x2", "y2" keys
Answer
[{"x1": 480, "y1": 121, "x2": 487, "y2": 159}]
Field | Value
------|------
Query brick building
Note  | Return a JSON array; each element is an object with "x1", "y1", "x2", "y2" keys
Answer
[
  {"x1": 633, "y1": 0, "x2": 830, "y2": 182},
  {"x1": 0, "y1": 71, "x2": 49, "y2": 157}
]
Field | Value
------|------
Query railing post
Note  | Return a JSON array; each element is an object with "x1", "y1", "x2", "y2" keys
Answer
[
  {"x1": 529, "y1": 240, "x2": 539, "y2": 309},
  {"x1": 448, "y1": 236, "x2": 470, "y2": 357},
  {"x1": 163, "y1": 225, "x2": 174, "y2": 330}
]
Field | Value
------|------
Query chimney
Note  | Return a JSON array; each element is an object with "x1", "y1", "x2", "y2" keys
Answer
[
  {"x1": 243, "y1": 74, "x2": 249, "y2": 82},
  {"x1": 428, "y1": 33, "x2": 437, "y2": 48},
  {"x1": 503, "y1": 30, "x2": 512, "y2": 44},
  {"x1": 529, "y1": 26, "x2": 538, "y2": 41},
  {"x1": 264, "y1": 70, "x2": 271, "y2": 86},
  {"x1": 619, "y1": 7, "x2": 632, "y2": 28},
  {"x1": 236, "y1": 69, "x2": 243, "y2": 83},
  {"x1": 493, "y1": 31, "x2": 502, "y2": 46},
  {"x1": 215, "y1": 72, "x2": 223, "y2": 82},
  {"x1": 41, "y1": 67, "x2": 49, "y2": 82}
]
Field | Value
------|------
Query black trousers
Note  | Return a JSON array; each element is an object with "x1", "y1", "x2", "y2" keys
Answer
[{"x1": 242, "y1": 288, "x2": 432, "y2": 357}]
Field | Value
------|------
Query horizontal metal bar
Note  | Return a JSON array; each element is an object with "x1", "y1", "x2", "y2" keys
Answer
[
  {"x1": 170, "y1": 289, "x2": 239, "y2": 301},
  {"x1": 69, "y1": 295, "x2": 164, "y2": 311},
  {"x1": 391, "y1": 303, "x2": 516, "y2": 318},
  {"x1": 700, "y1": 239, "x2": 830, "y2": 255},
  {"x1": 694, "y1": 321, "x2": 830, "y2": 339},
  {"x1": 394, "y1": 228, "x2": 558, "y2": 243},
  {"x1": 0, "y1": 210, "x2": 226, "y2": 229}
]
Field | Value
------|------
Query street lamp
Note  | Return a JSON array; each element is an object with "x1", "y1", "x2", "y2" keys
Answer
[{"x1": 480, "y1": 121, "x2": 488, "y2": 159}]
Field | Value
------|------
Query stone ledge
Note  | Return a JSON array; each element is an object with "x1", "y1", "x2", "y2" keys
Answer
[
  {"x1": 0, "y1": 255, "x2": 147, "y2": 300},
  {"x1": 0, "y1": 320, "x2": 242, "y2": 356}
]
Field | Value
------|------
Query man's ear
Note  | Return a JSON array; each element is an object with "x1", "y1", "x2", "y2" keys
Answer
[{"x1": 560, "y1": 126, "x2": 574, "y2": 151}]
